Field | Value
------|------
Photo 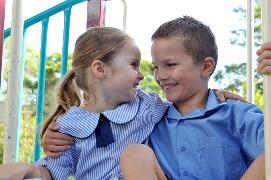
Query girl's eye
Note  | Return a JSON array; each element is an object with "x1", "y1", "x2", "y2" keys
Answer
[{"x1": 131, "y1": 62, "x2": 137, "y2": 68}]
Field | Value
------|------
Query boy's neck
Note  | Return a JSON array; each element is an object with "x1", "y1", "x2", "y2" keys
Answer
[{"x1": 174, "y1": 89, "x2": 209, "y2": 116}]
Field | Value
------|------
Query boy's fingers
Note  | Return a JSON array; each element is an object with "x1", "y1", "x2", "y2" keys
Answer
[
  {"x1": 44, "y1": 127, "x2": 73, "y2": 142},
  {"x1": 257, "y1": 58, "x2": 271, "y2": 74},
  {"x1": 45, "y1": 151, "x2": 63, "y2": 158},
  {"x1": 43, "y1": 137, "x2": 73, "y2": 146},
  {"x1": 262, "y1": 66, "x2": 271, "y2": 75},
  {"x1": 257, "y1": 50, "x2": 271, "y2": 63},
  {"x1": 48, "y1": 121, "x2": 59, "y2": 131},
  {"x1": 43, "y1": 144, "x2": 71, "y2": 152},
  {"x1": 50, "y1": 133, "x2": 73, "y2": 142},
  {"x1": 217, "y1": 93, "x2": 225, "y2": 102},
  {"x1": 213, "y1": 89, "x2": 225, "y2": 102},
  {"x1": 258, "y1": 41, "x2": 271, "y2": 53}
]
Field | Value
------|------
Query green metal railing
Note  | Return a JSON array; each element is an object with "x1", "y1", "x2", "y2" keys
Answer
[{"x1": 3, "y1": 0, "x2": 87, "y2": 161}]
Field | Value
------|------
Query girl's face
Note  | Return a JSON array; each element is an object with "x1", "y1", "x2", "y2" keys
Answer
[{"x1": 103, "y1": 41, "x2": 143, "y2": 104}]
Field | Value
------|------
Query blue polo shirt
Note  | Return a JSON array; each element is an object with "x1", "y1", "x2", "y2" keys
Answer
[{"x1": 150, "y1": 89, "x2": 264, "y2": 180}]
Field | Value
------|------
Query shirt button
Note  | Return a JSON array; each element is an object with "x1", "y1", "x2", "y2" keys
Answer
[
  {"x1": 183, "y1": 171, "x2": 189, "y2": 176},
  {"x1": 178, "y1": 146, "x2": 186, "y2": 152}
]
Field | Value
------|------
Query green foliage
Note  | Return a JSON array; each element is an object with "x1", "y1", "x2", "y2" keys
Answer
[
  {"x1": 139, "y1": 60, "x2": 165, "y2": 98},
  {"x1": 230, "y1": 3, "x2": 261, "y2": 47},
  {"x1": 0, "y1": 48, "x2": 73, "y2": 163},
  {"x1": 213, "y1": 62, "x2": 264, "y2": 110},
  {"x1": 214, "y1": 1, "x2": 264, "y2": 110},
  {"x1": 18, "y1": 106, "x2": 36, "y2": 163},
  {"x1": 0, "y1": 124, "x2": 4, "y2": 164}
]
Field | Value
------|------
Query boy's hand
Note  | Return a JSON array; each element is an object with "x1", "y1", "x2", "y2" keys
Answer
[
  {"x1": 42, "y1": 121, "x2": 73, "y2": 157},
  {"x1": 256, "y1": 41, "x2": 271, "y2": 75},
  {"x1": 213, "y1": 89, "x2": 247, "y2": 103}
]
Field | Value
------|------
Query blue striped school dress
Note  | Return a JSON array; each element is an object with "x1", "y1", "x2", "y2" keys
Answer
[{"x1": 35, "y1": 89, "x2": 169, "y2": 180}]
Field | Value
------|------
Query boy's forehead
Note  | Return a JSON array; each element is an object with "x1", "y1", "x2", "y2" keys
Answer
[
  {"x1": 152, "y1": 38, "x2": 184, "y2": 50},
  {"x1": 151, "y1": 39, "x2": 185, "y2": 58}
]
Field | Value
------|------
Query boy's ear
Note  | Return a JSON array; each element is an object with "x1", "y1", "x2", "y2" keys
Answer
[
  {"x1": 201, "y1": 57, "x2": 216, "y2": 77},
  {"x1": 91, "y1": 60, "x2": 107, "y2": 79}
]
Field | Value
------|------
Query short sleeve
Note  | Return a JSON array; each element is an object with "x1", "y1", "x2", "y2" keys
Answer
[
  {"x1": 35, "y1": 146, "x2": 77, "y2": 179},
  {"x1": 233, "y1": 102, "x2": 264, "y2": 159}
]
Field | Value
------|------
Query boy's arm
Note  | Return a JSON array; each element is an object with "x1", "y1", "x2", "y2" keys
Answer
[
  {"x1": 241, "y1": 151, "x2": 265, "y2": 180},
  {"x1": 241, "y1": 42, "x2": 271, "y2": 180},
  {"x1": 42, "y1": 121, "x2": 73, "y2": 157},
  {"x1": 0, "y1": 163, "x2": 52, "y2": 180}
]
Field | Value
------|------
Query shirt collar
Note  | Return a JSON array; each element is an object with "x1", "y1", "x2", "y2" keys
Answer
[
  {"x1": 167, "y1": 89, "x2": 225, "y2": 120},
  {"x1": 57, "y1": 96, "x2": 140, "y2": 138}
]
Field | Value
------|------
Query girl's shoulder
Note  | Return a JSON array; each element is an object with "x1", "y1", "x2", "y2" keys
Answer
[
  {"x1": 56, "y1": 106, "x2": 100, "y2": 138},
  {"x1": 136, "y1": 88, "x2": 170, "y2": 106}
]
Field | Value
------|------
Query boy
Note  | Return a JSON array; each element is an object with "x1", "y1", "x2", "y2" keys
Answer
[{"x1": 120, "y1": 16, "x2": 265, "y2": 180}]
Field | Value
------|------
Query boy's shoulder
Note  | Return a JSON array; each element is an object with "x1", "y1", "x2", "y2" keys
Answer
[{"x1": 224, "y1": 99, "x2": 263, "y2": 114}]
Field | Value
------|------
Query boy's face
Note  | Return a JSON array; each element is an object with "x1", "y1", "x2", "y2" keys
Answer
[{"x1": 151, "y1": 38, "x2": 207, "y2": 104}]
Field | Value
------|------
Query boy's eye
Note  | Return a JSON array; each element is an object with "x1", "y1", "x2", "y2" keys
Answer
[
  {"x1": 167, "y1": 63, "x2": 176, "y2": 67},
  {"x1": 152, "y1": 65, "x2": 158, "y2": 70}
]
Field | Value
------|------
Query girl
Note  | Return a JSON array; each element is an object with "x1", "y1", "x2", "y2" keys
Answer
[{"x1": 0, "y1": 27, "x2": 169, "y2": 180}]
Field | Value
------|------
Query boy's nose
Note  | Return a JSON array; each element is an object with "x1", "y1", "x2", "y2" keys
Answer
[{"x1": 155, "y1": 70, "x2": 167, "y2": 81}]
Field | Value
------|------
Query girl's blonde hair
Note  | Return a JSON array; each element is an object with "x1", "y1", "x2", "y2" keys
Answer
[{"x1": 41, "y1": 27, "x2": 132, "y2": 138}]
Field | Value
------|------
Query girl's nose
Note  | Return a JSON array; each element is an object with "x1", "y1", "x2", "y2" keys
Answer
[{"x1": 138, "y1": 71, "x2": 144, "y2": 81}]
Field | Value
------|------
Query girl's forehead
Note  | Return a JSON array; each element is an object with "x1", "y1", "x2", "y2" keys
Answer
[{"x1": 120, "y1": 42, "x2": 141, "y2": 57}]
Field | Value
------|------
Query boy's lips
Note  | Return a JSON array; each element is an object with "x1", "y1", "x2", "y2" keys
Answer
[{"x1": 161, "y1": 83, "x2": 178, "y2": 91}]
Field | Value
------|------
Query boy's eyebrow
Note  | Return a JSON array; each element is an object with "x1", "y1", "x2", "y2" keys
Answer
[{"x1": 160, "y1": 59, "x2": 178, "y2": 63}]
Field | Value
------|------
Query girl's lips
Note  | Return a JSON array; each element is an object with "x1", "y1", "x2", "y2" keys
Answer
[{"x1": 133, "y1": 83, "x2": 139, "y2": 88}]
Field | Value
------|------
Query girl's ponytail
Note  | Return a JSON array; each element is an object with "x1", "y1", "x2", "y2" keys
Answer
[{"x1": 41, "y1": 69, "x2": 81, "y2": 138}]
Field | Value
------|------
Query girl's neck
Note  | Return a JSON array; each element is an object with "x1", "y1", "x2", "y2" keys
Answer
[
  {"x1": 174, "y1": 89, "x2": 209, "y2": 116},
  {"x1": 84, "y1": 98, "x2": 119, "y2": 113}
]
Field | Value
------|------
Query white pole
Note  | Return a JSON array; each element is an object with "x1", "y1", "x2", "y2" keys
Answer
[
  {"x1": 120, "y1": 0, "x2": 127, "y2": 32},
  {"x1": 3, "y1": 0, "x2": 24, "y2": 163},
  {"x1": 246, "y1": 0, "x2": 254, "y2": 103},
  {"x1": 262, "y1": 0, "x2": 271, "y2": 179}
]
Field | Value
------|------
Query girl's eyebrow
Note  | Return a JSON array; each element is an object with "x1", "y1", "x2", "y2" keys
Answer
[{"x1": 130, "y1": 58, "x2": 140, "y2": 63}]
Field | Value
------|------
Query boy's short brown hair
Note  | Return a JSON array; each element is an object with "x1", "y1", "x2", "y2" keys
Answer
[{"x1": 152, "y1": 16, "x2": 218, "y2": 72}]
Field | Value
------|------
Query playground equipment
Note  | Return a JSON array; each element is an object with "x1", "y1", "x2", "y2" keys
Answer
[
  {"x1": 0, "y1": 0, "x2": 127, "y2": 162},
  {"x1": 0, "y1": 0, "x2": 270, "y2": 178}
]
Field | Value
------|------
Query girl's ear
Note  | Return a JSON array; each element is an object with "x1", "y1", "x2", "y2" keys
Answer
[
  {"x1": 201, "y1": 57, "x2": 216, "y2": 78},
  {"x1": 91, "y1": 60, "x2": 107, "y2": 79}
]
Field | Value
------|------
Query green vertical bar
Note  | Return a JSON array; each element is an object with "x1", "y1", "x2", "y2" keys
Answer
[
  {"x1": 16, "y1": 29, "x2": 27, "y2": 161},
  {"x1": 34, "y1": 18, "x2": 49, "y2": 161},
  {"x1": 61, "y1": 7, "x2": 71, "y2": 76}
]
